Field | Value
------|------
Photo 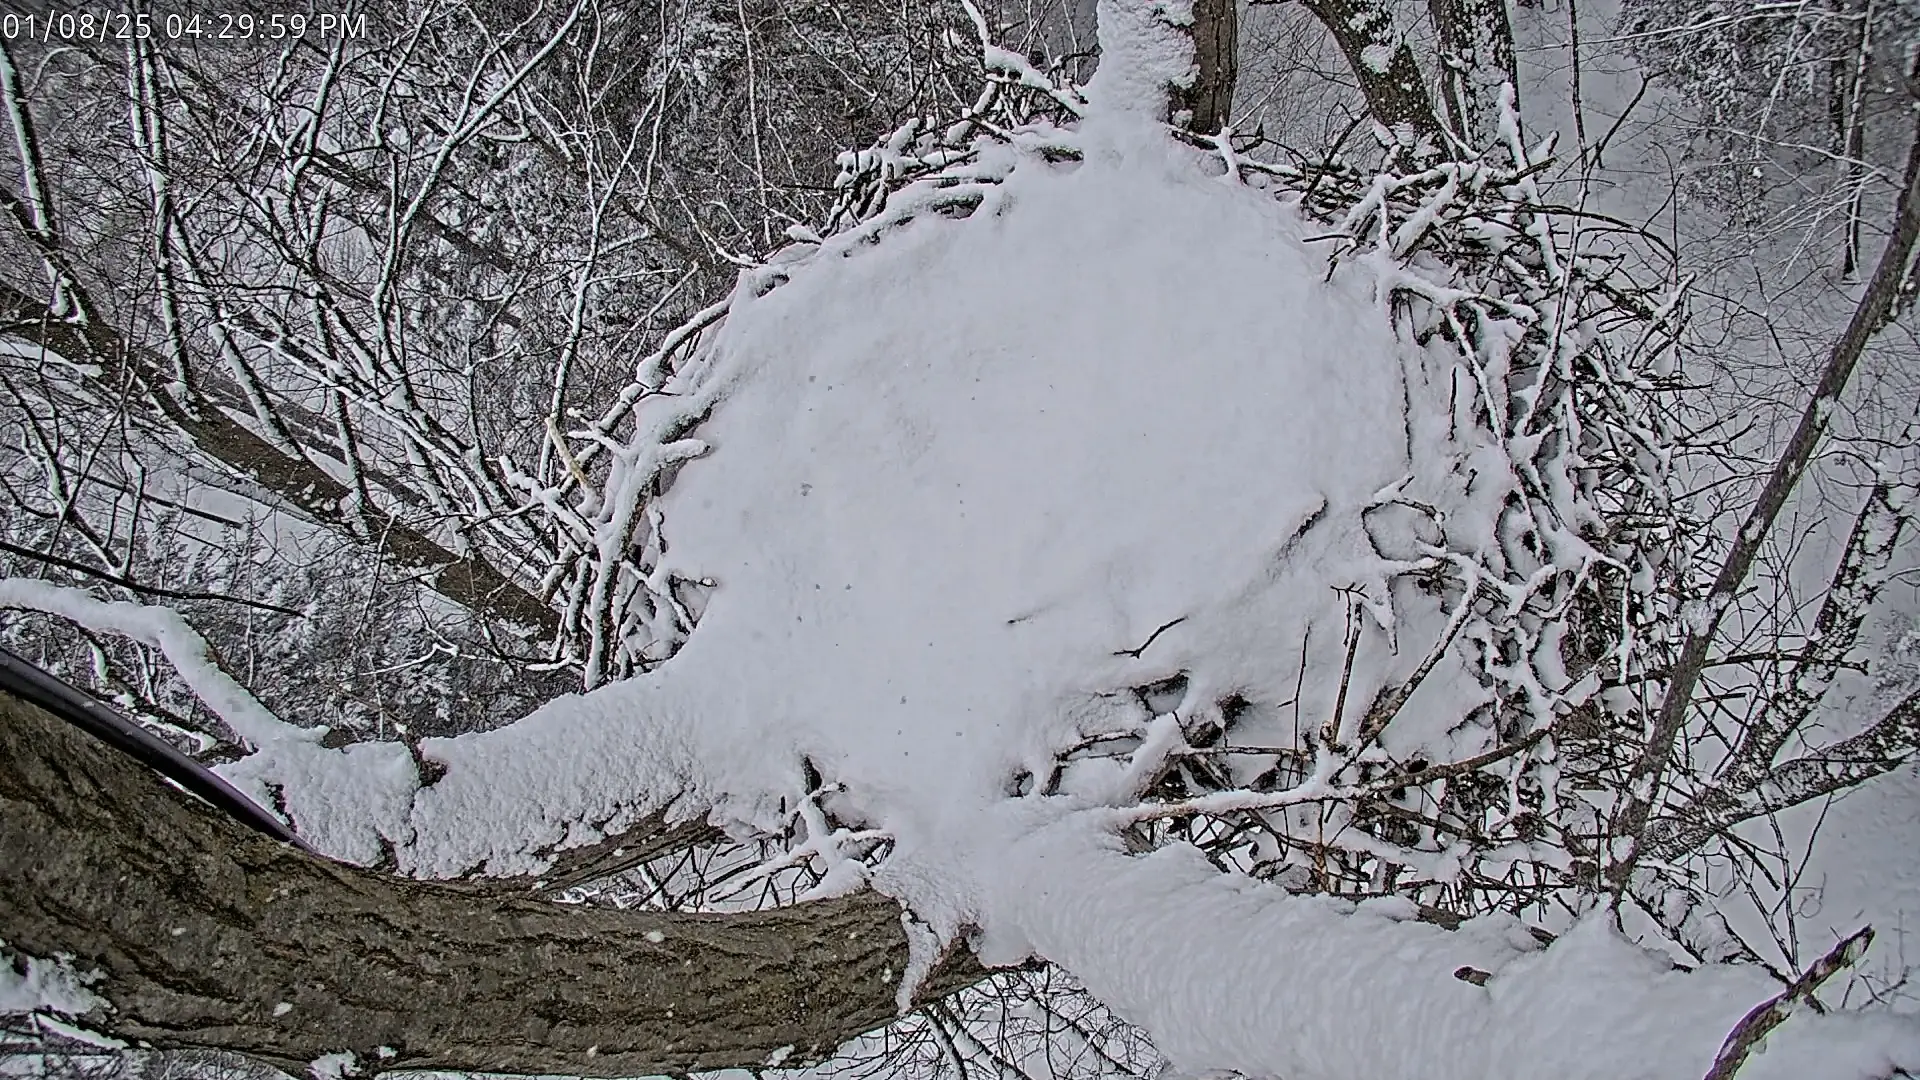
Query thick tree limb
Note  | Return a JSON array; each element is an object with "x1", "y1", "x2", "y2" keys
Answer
[
  {"x1": 1298, "y1": 0, "x2": 1444, "y2": 150},
  {"x1": 507, "y1": 812, "x2": 730, "y2": 897},
  {"x1": 0, "y1": 281, "x2": 559, "y2": 637},
  {"x1": 1645, "y1": 684, "x2": 1920, "y2": 861},
  {"x1": 1172, "y1": 0, "x2": 1237, "y2": 135},
  {"x1": 0, "y1": 692, "x2": 984, "y2": 1076},
  {"x1": 0, "y1": 645, "x2": 309, "y2": 851},
  {"x1": 1703, "y1": 927, "x2": 1874, "y2": 1080},
  {"x1": 1426, "y1": 0, "x2": 1516, "y2": 147}
]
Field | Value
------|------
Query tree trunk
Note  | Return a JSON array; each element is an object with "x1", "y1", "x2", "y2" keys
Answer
[
  {"x1": 1173, "y1": 0, "x2": 1238, "y2": 134},
  {"x1": 0, "y1": 691, "x2": 983, "y2": 1076},
  {"x1": 1426, "y1": 0, "x2": 1517, "y2": 147},
  {"x1": 1298, "y1": 0, "x2": 1445, "y2": 153}
]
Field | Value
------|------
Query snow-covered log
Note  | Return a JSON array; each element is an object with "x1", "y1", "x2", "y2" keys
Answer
[{"x1": 0, "y1": 689, "x2": 985, "y2": 1076}]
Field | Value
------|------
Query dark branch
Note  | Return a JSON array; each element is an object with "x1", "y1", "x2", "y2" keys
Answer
[
  {"x1": 1298, "y1": 0, "x2": 1445, "y2": 152},
  {"x1": 0, "y1": 539, "x2": 306, "y2": 619}
]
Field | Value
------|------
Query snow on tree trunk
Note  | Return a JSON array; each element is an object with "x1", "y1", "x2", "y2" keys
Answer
[
  {"x1": 1428, "y1": 0, "x2": 1518, "y2": 149},
  {"x1": 1084, "y1": 0, "x2": 1202, "y2": 127}
]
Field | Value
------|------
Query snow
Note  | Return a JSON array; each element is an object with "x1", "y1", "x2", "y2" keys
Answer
[
  {"x1": 28, "y1": 1015, "x2": 124, "y2": 1050},
  {"x1": 220, "y1": 737, "x2": 421, "y2": 868},
  {"x1": 0, "y1": 578, "x2": 417, "y2": 866},
  {"x1": 1082, "y1": 0, "x2": 1197, "y2": 128},
  {"x1": 0, "y1": 579, "x2": 295, "y2": 748},
  {"x1": 978, "y1": 815, "x2": 1920, "y2": 1080},
  {"x1": 652, "y1": 125, "x2": 1412, "y2": 843},
  {"x1": 307, "y1": 1050, "x2": 358, "y2": 1080},
  {"x1": 0, "y1": 944, "x2": 103, "y2": 1018},
  {"x1": 395, "y1": 675, "x2": 709, "y2": 876}
]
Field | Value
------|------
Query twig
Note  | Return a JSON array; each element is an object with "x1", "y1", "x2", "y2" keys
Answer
[{"x1": 1112, "y1": 616, "x2": 1186, "y2": 659}]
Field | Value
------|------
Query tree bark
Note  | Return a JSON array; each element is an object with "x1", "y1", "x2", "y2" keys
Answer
[
  {"x1": 1172, "y1": 0, "x2": 1238, "y2": 134},
  {"x1": 1298, "y1": 0, "x2": 1445, "y2": 152},
  {"x1": 1425, "y1": 0, "x2": 1517, "y2": 147},
  {"x1": 0, "y1": 692, "x2": 984, "y2": 1076}
]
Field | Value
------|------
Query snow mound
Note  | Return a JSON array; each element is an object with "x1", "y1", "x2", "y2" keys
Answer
[
  {"x1": 647, "y1": 131, "x2": 1415, "y2": 861},
  {"x1": 386, "y1": 118, "x2": 1437, "y2": 912}
]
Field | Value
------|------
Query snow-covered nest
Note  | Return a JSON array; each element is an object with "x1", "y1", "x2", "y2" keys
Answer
[
  {"x1": 325, "y1": 86, "x2": 1916, "y2": 1080},
  {"x1": 15, "y1": 3, "x2": 1919, "y2": 1076},
  {"x1": 391, "y1": 121, "x2": 1452, "y2": 867}
]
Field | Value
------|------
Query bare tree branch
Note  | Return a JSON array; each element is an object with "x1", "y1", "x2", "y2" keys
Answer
[
  {"x1": 1647, "y1": 684, "x2": 1920, "y2": 860},
  {"x1": 1609, "y1": 110, "x2": 1920, "y2": 891},
  {"x1": 0, "y1": 538, "x2": 304, "y2": 619},
  {"x1": 0, "y1": 281, "x2": 558, "y2": 635}
]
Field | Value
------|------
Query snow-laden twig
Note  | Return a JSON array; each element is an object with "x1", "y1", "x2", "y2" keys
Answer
[{"x1": 0, "y1": 579, "x2": 301, "y2": 748}]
